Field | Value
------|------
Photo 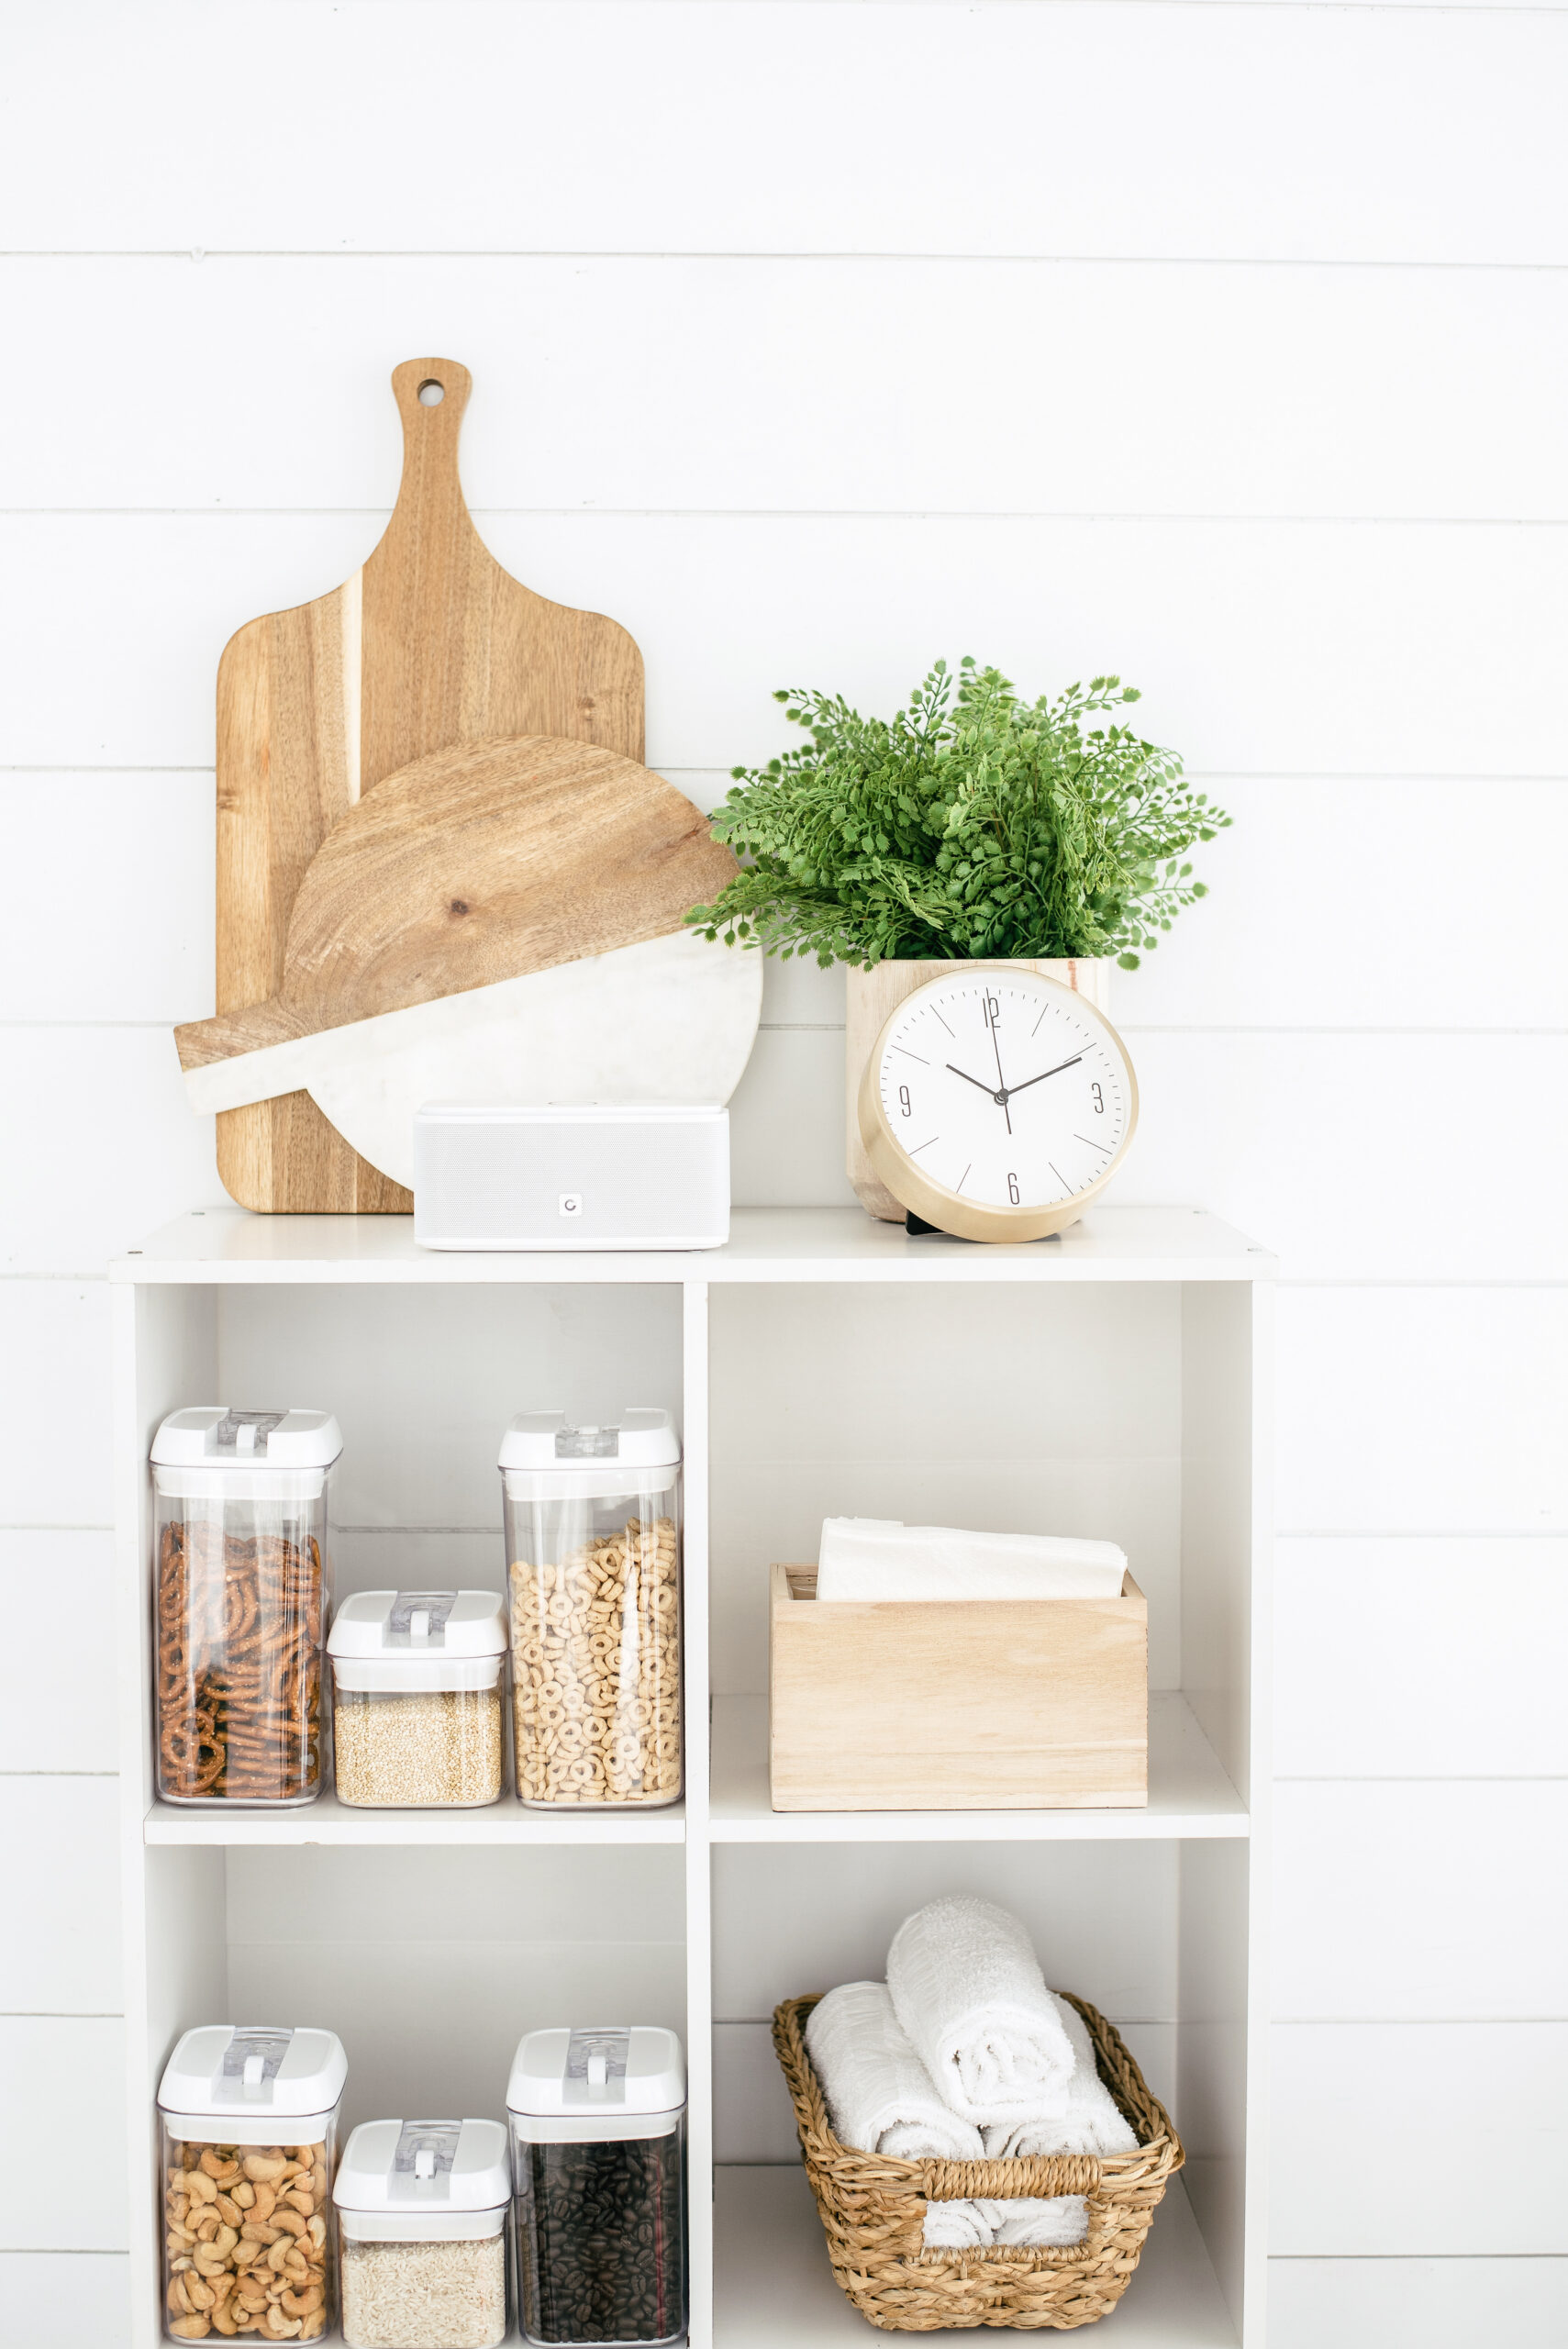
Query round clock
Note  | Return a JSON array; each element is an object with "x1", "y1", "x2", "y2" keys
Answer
[{"x1": 856, "y1": 966, "x2": 1139, "y2": 1241}]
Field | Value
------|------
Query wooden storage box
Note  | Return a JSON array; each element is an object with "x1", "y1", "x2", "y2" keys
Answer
[{"x1": 768, "y1": 1564, "x2": 1148, "y2": 1810}]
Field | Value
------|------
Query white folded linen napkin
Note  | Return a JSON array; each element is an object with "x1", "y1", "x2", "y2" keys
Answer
[
  {"x1": 980, "y1": 1996, "x2": 1139, "y2": 2159},
  {"x1": 921, "y1": 2196, "x2": 1089, "y2": 2250},
  {"x1": 816, "y1": 1518, "x2": 1127, "y2": 1602},
  {"x1": 888, "y1": 1896, "x2": 1076, "y2": 2123},
  {"x1": 805, "y1": 1979, "x2": 987, "y2": 2161}
]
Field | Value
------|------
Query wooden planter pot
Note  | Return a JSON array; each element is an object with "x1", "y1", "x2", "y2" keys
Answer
[{"x1": 844, "y1": 957, "x2": 1114, "y2": 1221}]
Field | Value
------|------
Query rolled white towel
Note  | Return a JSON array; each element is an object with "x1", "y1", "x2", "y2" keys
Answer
[
  {"x1": 921, "y1": 2196, "x2": 1089, "y2": 2251},
  {"x1": 921, "y1": 2199, "x2": 1006, "y2": 2249},
  {"x1": 979, "y1": 1997, "x2": 1139, "y2": 2160},
  {"x1": 816, "y1": 1518, "x2": 1127, "y2": 1603},
  {"x1": 888, "y1": 1897, "x2": 1075, "y2": 2123},
  {"x1": 993, "y1": 2197, "x2": 1089, "y2": 2249},
  {"x1": 805, "y1": 1980, "x2": 986, "y2": 2161}
]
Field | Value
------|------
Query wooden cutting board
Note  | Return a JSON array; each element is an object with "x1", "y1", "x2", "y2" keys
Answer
[
  {"x1": 214, "y1": 357, "x2": 645, "y2": 1211},
  {"x1": 180, "y1": 734, "x2": 736, "y2": 1072}
]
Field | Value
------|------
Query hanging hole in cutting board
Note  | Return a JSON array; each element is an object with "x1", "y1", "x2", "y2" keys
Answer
[{"x1": 417, "y1": 378, "x2": 445, "y2": 406}]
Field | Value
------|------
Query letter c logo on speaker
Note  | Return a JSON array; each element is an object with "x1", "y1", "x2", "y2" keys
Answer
[{"x1": 559, "y1": 1193, "x2": 584, "y2": 1219}]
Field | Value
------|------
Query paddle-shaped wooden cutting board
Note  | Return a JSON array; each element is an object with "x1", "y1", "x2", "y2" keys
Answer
[{"x1": 214, "y1": 358, "x2": 645, "y2": 1210}]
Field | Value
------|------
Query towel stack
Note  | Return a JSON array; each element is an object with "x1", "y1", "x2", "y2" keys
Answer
[{"x1": 804, "y1": 1895, "x2": 1137, "y2": 2253}]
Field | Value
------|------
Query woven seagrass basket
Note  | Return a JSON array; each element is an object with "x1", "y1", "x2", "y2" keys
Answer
[{"x1": 772, "y1": 1990, "x2": 1183, "y2": 2331}]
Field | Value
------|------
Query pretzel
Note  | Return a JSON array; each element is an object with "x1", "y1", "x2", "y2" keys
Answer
[{"x1": 157, "y1": 1524, "x2": 323, "y2": 1802}]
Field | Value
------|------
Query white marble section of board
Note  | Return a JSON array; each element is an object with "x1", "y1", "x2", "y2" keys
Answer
[{"x1": 181, "y1": 930, "x2": 764, "y2": 1186}]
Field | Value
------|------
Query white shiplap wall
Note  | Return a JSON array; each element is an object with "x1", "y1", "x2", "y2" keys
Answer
[{"x1": 3, "y1": 5, "x2": 1565, "y2": 2342}]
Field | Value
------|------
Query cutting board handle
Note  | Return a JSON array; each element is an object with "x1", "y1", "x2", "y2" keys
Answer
[{"x1": 388, "y1": 357, "x2": 473, "y2": 519}]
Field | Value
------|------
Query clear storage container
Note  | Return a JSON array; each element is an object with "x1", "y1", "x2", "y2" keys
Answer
[
  {"x1": 500, "y1": 1413, "x2": 682, "y2": 1809},
  {"x1": 336, "y1": 2118, "x2": 511, "y2": 2349},
  {"x1": 507, "y1": 2028, "x2": 686, "y2": 2347},
  {"x1": 157, "y1": 2024, "x2": 346, "y2": 2343},
  {"x1": 328, "y1": 1591, "x2": 506, "y2": 1808},
  {"x1": 152, "y1": 1409, "x2": 340, "y2": 1806}
]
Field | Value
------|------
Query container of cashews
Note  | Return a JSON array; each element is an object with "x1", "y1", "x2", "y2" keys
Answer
[
  {"x1": 157, "y1": 2024, "x2": 345, "y2": 2342},
  {"x1": 500, "y1": 1410, "x2": 683, "y2": 1809}
]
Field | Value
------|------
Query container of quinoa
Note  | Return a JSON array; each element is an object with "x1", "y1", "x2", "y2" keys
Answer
[{"x1": 328, "y1": 1591, "x2": 506, "y2": 1808}]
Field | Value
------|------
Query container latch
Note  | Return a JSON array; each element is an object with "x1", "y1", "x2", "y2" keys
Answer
[
  {"x1": 391, "y1": 2121, "x2": 462, "y2": 2199},
  {"x1": 220, "y1": 2027, "x2": 293, "y2": 2103},
  {"x1": 385, "y1": 1592, "x2": 458, "y2": 1648},
  {"x1": 565, "y1": 2027, "x2": 629, "y2": 2105}
]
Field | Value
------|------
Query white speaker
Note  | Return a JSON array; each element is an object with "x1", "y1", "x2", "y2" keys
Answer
[{"x1": 413, "y1": 1104, "x2": 730, "y2": 1251}]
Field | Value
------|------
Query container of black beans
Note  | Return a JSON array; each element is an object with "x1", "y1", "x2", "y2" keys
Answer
[{"x1": 507, "y1": 2027, "x2": 686, "y2": 2346}]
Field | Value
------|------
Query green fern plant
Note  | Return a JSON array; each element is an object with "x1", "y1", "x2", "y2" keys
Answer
[{"x1": 685, "y1": 656, "x2": 1229, "y2": 970}]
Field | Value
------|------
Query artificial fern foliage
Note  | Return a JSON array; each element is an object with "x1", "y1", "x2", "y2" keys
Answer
[{"x1": 685, "y1": 658, "x2": 1229, "y2": 970}]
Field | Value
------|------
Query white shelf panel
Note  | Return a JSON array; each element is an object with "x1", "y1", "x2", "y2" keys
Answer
[
  {"x1": 112, "y1": 1205, "x2": 1274, "y2": 1286},
  {"x1": 714, "y1": 2165, "x2": 1239, "y2": 2348},
  {"x1": 143, "y1": 1791, "x2": 684, "y2": 1845},
  {"x1": 709, "y1": 1690, "x2": 1248, "y2": 1842}
]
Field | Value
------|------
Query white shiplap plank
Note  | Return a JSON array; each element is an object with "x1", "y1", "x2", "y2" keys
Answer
[
  {"x1": 1117, "y1": 1032, "x2": 1568, "y2": 1283},
  {"x1": 6, "y1": 257, "x2": 1568, "y2": 521},
  {"x1": 729, "y1": 1028, "x2": 854, "y2": 1209},
  {"x1": 0, "y1": 1779, "x2": 121, "y2": 2012},
  {"x1": 1275, "y1": 1287, "x2": 1568, "y2": 1535},
  {"x1": 0, "y1": 776, "x2": 213, "y2": 1024},
  {"x1": 1270, "y1": 2022, "x2": 1568, "y2": 2254},
  {"x1": 0, "y1": 1283, "x2": 113, "y2": 1527},
  {"x1": 1274, "y1": 1537, "x2": 1568, "y2": 1779},
  {"x1": 28, "y1": 771, "x2": 1568, "y2": 1040},
  {"x1": 1268, "y1": 2254, "x2": 1568, "y2": 2349},
  {"x1": 0, "y1": 2020, "x2": 127, "y2": 2249},
  {"x1": 0, "y1": 1532, "x2": 118, "y2": 1771},
  {"x1": 0, "y1": 2254, "x2": 130, "y2": 2344},
  {"x1": 1, "y1": 515, "x2": 1565, "y2": 778},
  {"x1": 1273, "y1": 1783, "x2": 1568, "y2": 2021},
  {"x1": 0, "y1": 1031, "x2": 221, "y2": 1276},
  {"x1": 4, "y1": 5, "x2": 1567, "y2": 263}
]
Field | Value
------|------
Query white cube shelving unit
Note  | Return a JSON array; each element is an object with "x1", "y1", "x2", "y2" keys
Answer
[{"x1": 112, "y1": 1204, "x2": 1273, "y2": 2349}]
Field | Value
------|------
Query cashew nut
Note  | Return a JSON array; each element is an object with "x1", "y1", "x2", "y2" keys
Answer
[
  {"x1": 279, "y1": 2285, "x2": 322, "y2": 2318},
  {"x1": 242, "y1": 2154, "x2": 286, "y2": 2185}
]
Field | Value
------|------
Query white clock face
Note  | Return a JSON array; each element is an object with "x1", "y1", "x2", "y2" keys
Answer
[{"x1": 875, "y1": 973, "x2": 1133, "y2": 1212}]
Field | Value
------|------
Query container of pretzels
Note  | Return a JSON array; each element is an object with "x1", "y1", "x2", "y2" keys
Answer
[
  {"x1": 151, "y1": 1408, "x2": 340, "y2": 1806},
  {"x1": 500, "y1": 1410, "x2": 682, "y2": 1809},
  {"x1": 157, "y1": 2022, "x2": 346, "y2": 2342}
]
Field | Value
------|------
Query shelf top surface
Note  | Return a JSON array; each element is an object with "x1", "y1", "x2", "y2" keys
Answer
[
  {"x1": 144, "y1": 1791, "x2": 685, "y2": 1846},
  {"x1": 709, "y1": 1690, "x2": 1247, "y2": 1842},
  {"x1": 113, "y1": 1204, "x2": 1274, "y2": 1286},
  {"x1": 715, "y1": 2166, "x2": 1239, "y2": 2348}
]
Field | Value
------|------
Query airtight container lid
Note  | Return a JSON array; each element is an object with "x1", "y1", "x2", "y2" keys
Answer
[
  {"x1": 328, "y1": 1590, "x2": 506, "y2": 1692},
  {"x1": 499, "y1": 1410, "x2": 680, "y2": 1503},
  {"x1": 335, "y1": 2119, "x2": 509, "y2": 2241},
  {"x1": 507, "y1": 2027, "x2": 684, "y2": 2143},
  {"x1": 151, "y1": 1409, "x2": 342, "y2": 1504},
  {"x1": 158, "y1": 2025, "x2": 347, "y2": 2141},
  {"x1": 152, "y1": 1408, "x2": 342, "y2": 1468}
]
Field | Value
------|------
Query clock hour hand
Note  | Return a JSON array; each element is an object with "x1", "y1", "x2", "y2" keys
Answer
[
  {"x1": 1006, "y1": 1052, "x2": 1084, "y2": 1097},
  {"x1": 943, "y1": 1062, "x2": 1018, "y2": 1131}
]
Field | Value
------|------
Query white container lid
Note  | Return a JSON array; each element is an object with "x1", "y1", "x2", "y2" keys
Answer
[
  {"x1": 152, "y1": 1408, "x2": 343, "y2": 1469},
  {"x1": 499, "y1": 1410, "x2": 679, "y2": 1473},
  {"x1": 335, "y1": 2119, "x2": 509, "y2": 2240},
  {"x1": 328, "y1": 1590, "x2": 506, "y2": 1692},
  {"x1": 328, "y1": 1591, "x2": 506, "y2": 1659},
  {"x1": 507, "y1": 2028, "x2": 684, "y2": 2143},
  {"x1": 158, "y1": 2025, "x2": 347, "y2": 2133}
]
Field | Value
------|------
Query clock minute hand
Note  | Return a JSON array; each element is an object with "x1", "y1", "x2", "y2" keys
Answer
[{"x1": 1006, "y1": 1052, "x2": 1084, "y2": 1097}]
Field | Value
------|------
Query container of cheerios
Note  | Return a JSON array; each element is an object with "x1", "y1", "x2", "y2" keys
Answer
[{"x1": 500, "y1": 1411, "x2": 682, "y2": 1809}]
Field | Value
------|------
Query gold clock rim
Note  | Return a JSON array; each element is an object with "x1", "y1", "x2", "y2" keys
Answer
[{"x1": 855, "y1": 963, "x2": 1140, "y2": 1243}]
